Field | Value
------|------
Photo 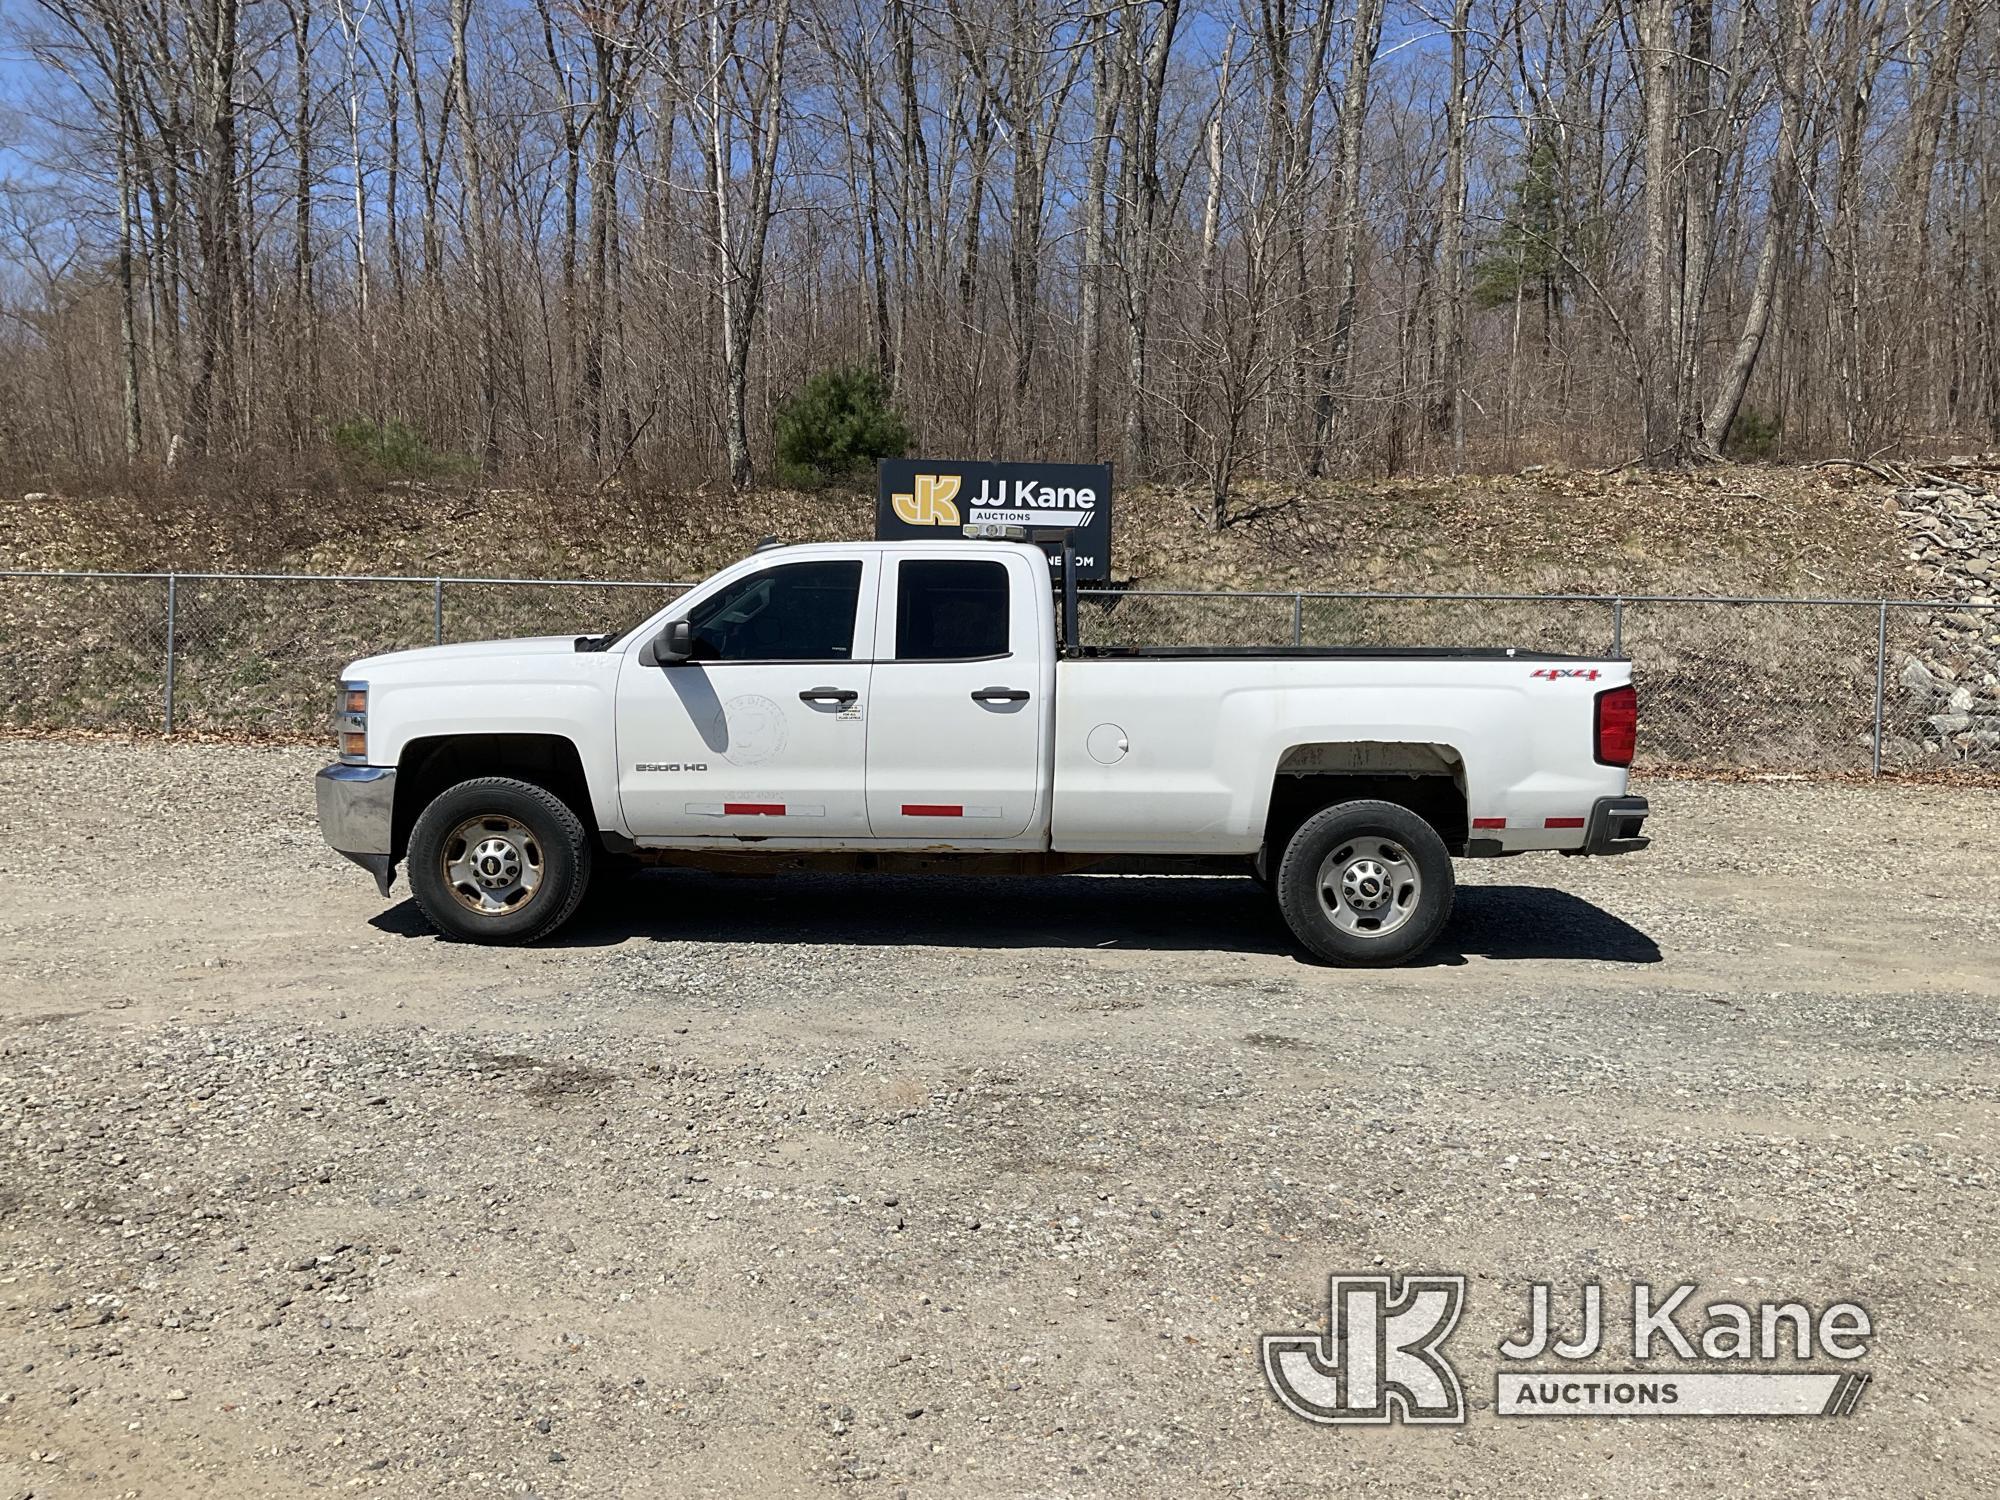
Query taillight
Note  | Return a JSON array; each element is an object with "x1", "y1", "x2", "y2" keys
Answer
[{"x1": 1595, "y1": 684, "x2": 1637, "y2": 767}]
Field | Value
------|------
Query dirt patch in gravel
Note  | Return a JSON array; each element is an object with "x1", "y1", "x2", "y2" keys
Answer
[{"x1": 1, "y1": 740, "x2": 1997, "y2": 1496}]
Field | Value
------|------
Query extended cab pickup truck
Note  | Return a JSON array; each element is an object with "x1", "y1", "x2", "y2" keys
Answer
[{"x1": 315, "y1": 536, "x2": 1648, "y2": 965}]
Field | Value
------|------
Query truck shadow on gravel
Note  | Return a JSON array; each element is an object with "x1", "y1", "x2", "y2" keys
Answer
[{"x1": 374, "y1": 874, "x2": 1661, "y2": 965}]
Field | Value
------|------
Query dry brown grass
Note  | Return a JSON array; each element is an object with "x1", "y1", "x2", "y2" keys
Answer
[{"x1": 0, "y1": 460, "x2": 1902, "y2": 599}]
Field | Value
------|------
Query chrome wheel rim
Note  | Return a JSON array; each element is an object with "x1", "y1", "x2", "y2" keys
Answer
[
  {"x1": 441, "y1": 814, "x2": 544, "y2": 916},
  {"x1": 1316, "y1": 837, "x2": 1421, "y2": 938}
]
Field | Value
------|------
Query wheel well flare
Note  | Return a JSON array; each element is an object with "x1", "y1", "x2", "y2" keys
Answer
[
  {"x1": 393, "y1": 734, "x2": 595, "y2": 858},
  {"x1": 1264, "y1": 743, "x2": 1469, "y2": 854}
]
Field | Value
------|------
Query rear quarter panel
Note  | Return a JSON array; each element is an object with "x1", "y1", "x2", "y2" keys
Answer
[{"x1": 1049, "y1": 658, "x2": 1632, "y2": 854}]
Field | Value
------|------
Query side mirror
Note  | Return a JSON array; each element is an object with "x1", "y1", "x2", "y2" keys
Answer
[{"x1": 642, "y1": 618, "x2": 693, "y2": 667}]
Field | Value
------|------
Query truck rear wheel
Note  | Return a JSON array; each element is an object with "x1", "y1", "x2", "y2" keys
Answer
[
  {"x1": 1275, "y1": 799, "x2": 1454, "y2": 966},
  {"x1": 408, "y1": 777, "x2": 594, "y2": 944}
]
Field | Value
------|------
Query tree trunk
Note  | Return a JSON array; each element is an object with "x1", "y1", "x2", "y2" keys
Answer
[
  {"x1": 713, "y1": 0, "x2": 792, "y2": 491},
  {"x1": 1672, "y1": 0, "x2": 1718, "y2": 458},
  {"x1": 1828, "y1": 0, "x2": 1893, "y2": 451},
  {"x1": 1079, "y1": 12, "x2": 1119, "y2": 461},
  {"x1": 587, "y1": 19, "x2": 621, "y2": 469},
  {"x1": 334, "y1": 0, "x2": 373, "y2": 422},
  {"x1": 185, "y1": 0, "x2": 242, "y2": 457},
  {"x1": 1181, "y1": 36, "x2": 1230, "y2": 469},
  {"x1": 1702, "y1": 0, "x2": 1807, "y2": 454},
  {"x1": 1306, "y1": 0, "x2": 1385, "y2": 475},
  {"x1": 110, "y1": 14, "x2": 143, "y2": 459},
  {"x1": 1117, "y1": 0, "x2": 1183, "y2": 479},
  {"x1": 1429, "y1": 0, "x2": 1470, "y2": 466},
  {"x1": 1635, "y1": 0, "x2": 1678, "y2": 466},
  {"x1": 450, "y1": 0, "x2": 500, "y2": 469},
  {"x1": 289, "y1": 0, "x2": 316, "y2": 448}
]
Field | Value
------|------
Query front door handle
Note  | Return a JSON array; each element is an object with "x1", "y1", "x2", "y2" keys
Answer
[
  {"x1": 800, "y1": 686, "x2": 858, "y2": 704},
  {"x1": 971, "y1": 687, "x2": 1030, "y2": 703}
]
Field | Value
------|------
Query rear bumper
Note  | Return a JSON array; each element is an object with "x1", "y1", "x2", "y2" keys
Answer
[
  {"x1": 316, "y1": 763, "x2": 398, "y2": 895},
  {"x1": 1582, "y1": 794, "x2": 1650, "y2": 855}
]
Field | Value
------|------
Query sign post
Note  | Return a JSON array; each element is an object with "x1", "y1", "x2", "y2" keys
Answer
[{"x1": 877, "y1": 459, "x2": 1113, "y2": 581}]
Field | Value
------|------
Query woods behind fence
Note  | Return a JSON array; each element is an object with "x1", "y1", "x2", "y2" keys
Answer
[{"x1": 3, "y1": 0, "x2": 1999, "y2": 512}]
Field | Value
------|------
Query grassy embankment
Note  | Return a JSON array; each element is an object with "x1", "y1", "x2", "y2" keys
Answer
[{"x1": 0, "y1": 465, "x2": 1907, "y2": 763}]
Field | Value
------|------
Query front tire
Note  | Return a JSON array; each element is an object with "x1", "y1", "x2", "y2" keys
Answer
[
  {"x1": 408, "y1": 777, "x2": 593, "y2": 944},
  {"x1": 1275, "y1": 799, "x2": 1454, "y2": 966}
]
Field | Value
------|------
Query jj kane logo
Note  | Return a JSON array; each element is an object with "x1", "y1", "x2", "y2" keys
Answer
[
  {"x1": 1263, "y1": 1275, "x2": 1468, "y2": 1426},
  {"x1": 1264, "y1": 1275, "x2": 1874, "y2": 1425},
  {"x1": 889, "y1": 472, "x2": 963, "y2": 527}
]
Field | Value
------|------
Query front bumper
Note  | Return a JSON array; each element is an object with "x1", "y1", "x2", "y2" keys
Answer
[
  {"x1": 315, "y1": 763, "x2": 398, "y2": 895},
  {"x1": 1582, "y1": 794, "x2": 1650, "y2": 855}
]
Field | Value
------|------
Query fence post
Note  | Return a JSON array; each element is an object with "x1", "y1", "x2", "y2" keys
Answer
[
  {"x1": 1872, "y1": 600, "x2": 1889, "y2": 779},
  {"x1": 1611, "y1": 597, "x2": 1625, "y2": 656},
  {"x1": 163, "y1": 572, "x2": 177, "y2": 735},
  {"x1": 434, "y1": 578, "x2": 445, "y2": 645},
  {"x1": 1292, "y1": 592, "x2": 1304, "y2": 646}
]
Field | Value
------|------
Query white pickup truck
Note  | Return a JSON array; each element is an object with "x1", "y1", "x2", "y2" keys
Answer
[{"x1": 315, "y1": 536, "x2": 1648, "y2": 965}]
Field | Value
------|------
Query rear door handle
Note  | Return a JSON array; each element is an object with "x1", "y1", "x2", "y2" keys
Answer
[
  {"x1": 800, "y1": 687, "x2": 858, "y2": 704},
  {"x1": 971, "y1": 687, "x2": 1030, "y2": 703}
]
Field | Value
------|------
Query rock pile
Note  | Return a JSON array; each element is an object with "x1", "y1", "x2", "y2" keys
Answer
[{"x1": 1893, "y1": 464, "x2": 2000, "y2": 760}]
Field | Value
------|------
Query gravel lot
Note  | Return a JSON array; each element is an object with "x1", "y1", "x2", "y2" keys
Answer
[{"x1": 2, "y1": 739, "x2": 1997, "y2": 1497}]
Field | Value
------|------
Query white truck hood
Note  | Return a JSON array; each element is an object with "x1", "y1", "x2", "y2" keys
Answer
[{"x1": 346, "y1": 635, "x2": 587, "y2": 678}]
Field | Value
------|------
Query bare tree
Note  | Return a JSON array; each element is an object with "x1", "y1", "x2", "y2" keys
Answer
[
  {"x1": 1307, "y1": 0, "x2": 1385, "y2": 474},
  {"x1": 1112, "y1": 0, "x2": 1182, "y2": 477},
  {"x1": 451, "y1": 0, "x2": 500, "y2": 468},
  {"x1": 702, "y1": 0, "x2": 792, "y2": 490},
  {"x1": 1703, "y1": 0, "x2": 1808, "y2": 454},
  {"x1": 1634, "y1": 0, "x2": 1677, "y2": 465},
  {"x1": 1429, "y1": 0, "x2": 1472, "y2": 466},
  {"x1": 1078, "y1": 7, "x2": 1121, "y2": 461},
  {"x1": 183, "y1": 0, "x2": 244, "y2": 457}
]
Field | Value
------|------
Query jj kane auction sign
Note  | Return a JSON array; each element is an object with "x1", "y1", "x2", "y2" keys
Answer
[{"x1": 877, "y1": 459, "x2": 1113, "y2": 581}]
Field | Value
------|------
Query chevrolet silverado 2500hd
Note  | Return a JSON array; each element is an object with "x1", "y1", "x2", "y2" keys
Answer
[{"x1": 315, "y1": 537, "x2": 1648, "y2": 965}]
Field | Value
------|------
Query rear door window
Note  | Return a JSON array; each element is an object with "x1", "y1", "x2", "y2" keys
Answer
[{"x1": 894, "y1": 560, "x2": 1010, "y2": 660}]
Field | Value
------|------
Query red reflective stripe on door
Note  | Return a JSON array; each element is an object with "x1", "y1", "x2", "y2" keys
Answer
[
  {"x1": 902, "y1": 804, "x2": 962, "y2": 817},
  {"x1": 1544, "y1": 816, "x2": 1586, "y2": 829},
  {"x1": 724, "y1": 803, "x2": 786, "y2": 815},
  {"x1": 1472, "y1": 817, "x2": 1506, "y2": 829}
]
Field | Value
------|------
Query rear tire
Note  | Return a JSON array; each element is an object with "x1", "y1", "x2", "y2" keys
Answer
[
  {"x1": 1275, "y1": 799, "x2": 1454, "y2": 966},
  {"x1": 408, "y1": 777, "x2": 594, "y2": 944}
]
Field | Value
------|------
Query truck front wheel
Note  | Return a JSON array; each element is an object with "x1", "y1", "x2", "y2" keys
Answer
[
  {"x1": 1275, "y1": 799, "x2": 1454, "y2": 966},
  {"x1": 407, "y1": 777, "x2": 594, "y2": 944}
]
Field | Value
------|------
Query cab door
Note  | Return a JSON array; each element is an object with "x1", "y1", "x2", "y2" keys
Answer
[
  {"x1": 616, "y1": 556, "x2": 877, "y2": 839},
  {"x1": 864, "y1": 553, "x2": 1048, "y2": 841}
]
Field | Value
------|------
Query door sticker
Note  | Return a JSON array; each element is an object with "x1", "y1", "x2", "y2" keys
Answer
[{"x1": 718, "y1": 694, "x2": 789, "y2": 767}]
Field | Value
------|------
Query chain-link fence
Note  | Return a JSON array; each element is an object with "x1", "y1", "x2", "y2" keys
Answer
[
  {"x1": 0, "y1": 571, "x2": 691, "y2": 739},
  {"x1": 2, "y1": 570, "x2": 1994, "y2": 777}
]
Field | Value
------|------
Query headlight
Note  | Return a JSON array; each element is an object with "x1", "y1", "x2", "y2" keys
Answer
[{"x1": 336, "y1": 680, "x2": 368, "y2": 762}]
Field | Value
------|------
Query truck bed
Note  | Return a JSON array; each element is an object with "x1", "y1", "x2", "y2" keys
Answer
[{"x1": 1049, "y1": 647, "x2": 1633, "y2": 856}]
